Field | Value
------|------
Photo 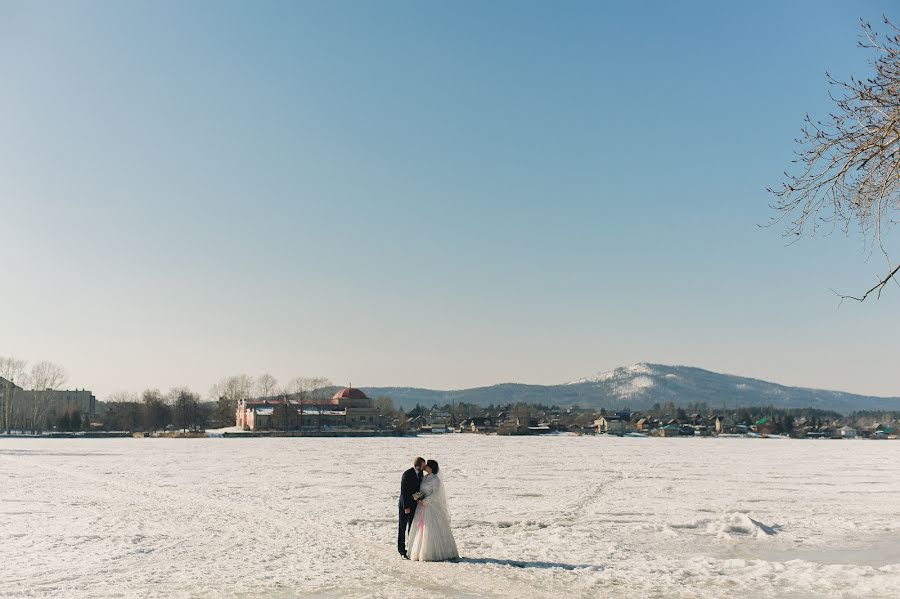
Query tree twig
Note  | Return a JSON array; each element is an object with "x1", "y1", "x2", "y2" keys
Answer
[{"x1": 833, "y1": 262, "x2": 900, "y2": 302}]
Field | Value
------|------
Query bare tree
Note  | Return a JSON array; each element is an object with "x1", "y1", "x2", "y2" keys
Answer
[
  {"x1": 103, "y1": 391, "x2": 141, "y2": 432},
  {"x1": 209, "y1": 374, "x2": 256, "y2": 403},
  {"x1": 373, "y1": 396, "x2": 397, "y2": 431},
  {"x1": 285, "y1": 376, "x2": 333, "y2": 431},
  {"x1": 256, "y1": 373, "x2": 278, "y2": 399},
  {"x1": 209, "y1": 374, "x2": 256, "y2": 427},
  {"x1": 141, "y1": 388, "x2": 171, "y2": 432},
  {"x1": 512, "y1": 402, "x2": 541, "y2": 426},
  {"x1": 284, "y1": 377, "x2": 308, "y2": 429},
  {"x1": 373, "y1": 395, "x2": 396, "y2": 414},
  {"x1": 0, "y1": 356, "x2": 27, "y2": 433},
  {"x1": 169, "y1": 387, "x2": 201, "y2": 432},
  {"x1": 769, "y1": 17, "x2": 900, "y2": 301},
  {"x1": 24, "y1": 361, "x2": 67, "y2": 433},
  {"x1": 106, "y1": 390, "x2": 139, "y2": 403}
]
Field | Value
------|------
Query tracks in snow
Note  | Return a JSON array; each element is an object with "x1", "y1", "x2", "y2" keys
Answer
[{"x1": 0, "y1": 450, "x2": 563, "y2": 599}]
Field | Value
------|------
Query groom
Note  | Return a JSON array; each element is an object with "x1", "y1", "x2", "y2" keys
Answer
[{"x1": 398, "y1": 456, "x2": 425, "y2": 559}]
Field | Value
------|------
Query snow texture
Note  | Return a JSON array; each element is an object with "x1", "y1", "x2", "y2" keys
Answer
[{"x1": 1, "y1": 436, "x2": 899, "y2": 598}]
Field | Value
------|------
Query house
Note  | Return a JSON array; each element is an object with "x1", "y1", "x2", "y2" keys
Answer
[
  {"x1": 595, "y1": 416, "x2": 626, "y2": 435},
  {"x1": 409, "y1": 414, "x2": 452, "y2": 434},
  {"x1": 806, "y1": 430, "x2": 832, "y2": 439},
  {"x1": 407, "y1": 414, "x2": 430, "y2": 432},
  {"x1": 864, "y1": 423, "x2": 895, "y2": 439},
  {"x1": 658, "y1": 423, "x2": 680, "y2": 437},
  {"x1": 459, "y1": 417, "x2": 495, "y2": 433},
  {"x1": 566, "y1": 423, "x2": 593, "y2": 435},
  {"x1": 713, "y1": 416, "x2": 730, "y2": 435},
  {"x1": 497, "y1": 417, "x2": 526, "y2": 435},
  {"x1": 678, "y1": 424, "x2": 696, "y2": 436},
  {"x1": 692, "y1": 424, "x2": 712, "y2": 437},
  {"x1": 755, "y1": 417, "x2": 776, "y2": 436},
  {"x1": 403, "y1": 407, "x2": 452, "y2": 434},
  {"x1": 429, "y1": 411, "x2": 453, "y2": 433},
  {"x1": 839, "y1": 426, "x2": 858, "y2": 439},
  {"x1": 528, "y1": 422, "x2": 553, "y2": 434}
]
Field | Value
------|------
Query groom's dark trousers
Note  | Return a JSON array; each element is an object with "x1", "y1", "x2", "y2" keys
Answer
[{"x1": 398, "y1": 467, "x2": 422, "y2": 556}]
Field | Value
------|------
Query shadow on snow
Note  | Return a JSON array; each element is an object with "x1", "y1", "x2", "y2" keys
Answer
[{"x1": 454, "y1": 557, "x2": 603, "y2": 571}]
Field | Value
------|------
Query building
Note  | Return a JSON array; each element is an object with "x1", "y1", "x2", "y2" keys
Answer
[
  {"x1": 459, "y1": 417, "x2": 495, "y2": 433},
  {"x1": 429, "y1": 411, "x2": 453, "y2": 433},
  {"x1": 0, "y1": 377, "x2": 22, "y2": 404},
  {"x1": 13, "y1": 388, "x2": 96, "y2": 417},
  {"x1": 595, "y1": 416, "x2": 627, "y2": 435},
  {"x1": 755, "y1": 417, "x2": 776, "y2": 436},
  {"x1": 404, "y1": 408, "x2": 453, "y2": 434},
  {"x1": 658, "y1": 423, "x2": 680, "y2": 437},
  {"x1": 714, "y1": 416, "x2": 733, "y2": 435},
  {"x1": 236, "y1": 386, "x2": 386, "y2": 432},
  {"x1": 0, "y1": 377, "x2": 22, "y2": 431},
  {"x1": 839, "y1": 426, "x2": 858, "y2": 439}
]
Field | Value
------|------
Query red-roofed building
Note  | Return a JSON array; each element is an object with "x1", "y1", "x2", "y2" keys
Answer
[
  {"x1": 329, "y1": 385, "x2": 372, "y2": 408},
  {"x1": 236, "y1": 385, "x2": 385, "y2": 431}
]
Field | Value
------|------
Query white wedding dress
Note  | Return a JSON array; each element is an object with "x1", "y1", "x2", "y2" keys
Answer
[{"x1": 406, "y1": 473, "x2": 459, "y2": 561}]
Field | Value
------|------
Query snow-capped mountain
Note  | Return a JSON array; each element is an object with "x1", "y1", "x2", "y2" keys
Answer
[
  {"x1": 562, "y1": 363, "x2": 892, "y2": 410},
  {"x1": 365, "y1": 363, "x2": 900, "y2": 414}
]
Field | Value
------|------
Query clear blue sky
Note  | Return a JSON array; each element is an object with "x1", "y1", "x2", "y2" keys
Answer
[{"x1": 1, "y1": 0, "x2": 898, "y2": 399}]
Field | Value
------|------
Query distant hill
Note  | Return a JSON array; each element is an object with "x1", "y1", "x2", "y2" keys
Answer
[{"x1": 364, "y1": 363, "x2": 900, "y2": 414}]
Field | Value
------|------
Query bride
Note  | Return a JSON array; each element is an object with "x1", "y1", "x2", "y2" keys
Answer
[{"x1": 406, "y1": 459, "x2": 459, "y2": 562}]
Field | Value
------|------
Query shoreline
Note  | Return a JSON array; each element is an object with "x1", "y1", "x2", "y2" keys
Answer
[{"x1": 0, "y1": 431, "x2": 896, "y2": 440}]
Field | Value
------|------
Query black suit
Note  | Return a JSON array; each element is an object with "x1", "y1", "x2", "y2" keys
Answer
[{"x1": 398, "y1": 467, "x2": 423, "y2": 556}]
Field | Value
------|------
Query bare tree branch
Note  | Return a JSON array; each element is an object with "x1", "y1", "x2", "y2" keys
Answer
[
  {"x1": 769, "y1": 17, "x2": 900, "y2": 300},
  {"x1": 832, "y1": 261, "x2": 900, "y2": 302}
]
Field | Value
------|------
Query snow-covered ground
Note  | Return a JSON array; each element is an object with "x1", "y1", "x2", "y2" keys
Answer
[{"x1": 1, "y1": 436, "x2": 899, "y2": 598}]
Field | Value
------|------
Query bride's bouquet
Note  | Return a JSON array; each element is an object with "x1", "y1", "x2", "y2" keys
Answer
[{"x1": 412, "y1": 491, "x2": 424, "y2": 501}]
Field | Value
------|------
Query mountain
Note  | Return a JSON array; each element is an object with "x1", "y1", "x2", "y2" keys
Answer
[{"x1": 364, "y1": 363, "x2": 900, "y2": 414}]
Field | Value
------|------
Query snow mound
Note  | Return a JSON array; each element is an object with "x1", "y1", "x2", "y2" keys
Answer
[
  {"x1": 672, "y1": 513, "x2": 781, "y2": 540},
  {"x1": 711, "y1": 513, "x2": 780, "y2": 538}
]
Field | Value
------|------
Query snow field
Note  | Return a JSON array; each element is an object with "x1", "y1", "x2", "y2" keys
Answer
[{"x1": 1, "y1": 436, "x2": 899, "y2": 598}]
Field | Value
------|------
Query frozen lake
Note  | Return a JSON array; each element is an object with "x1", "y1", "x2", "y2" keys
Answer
[{"x1": 2, "y1": 436, "x2": 899, "y2": 598}]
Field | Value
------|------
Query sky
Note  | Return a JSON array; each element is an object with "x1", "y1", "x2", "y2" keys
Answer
[{"x1": 1, "y1": 1, "x2": 899, "y2": 399}]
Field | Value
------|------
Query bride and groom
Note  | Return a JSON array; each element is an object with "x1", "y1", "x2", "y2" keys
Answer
[{"x1": 398, "y1": 457, "x2": 459, "y2": 562}]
